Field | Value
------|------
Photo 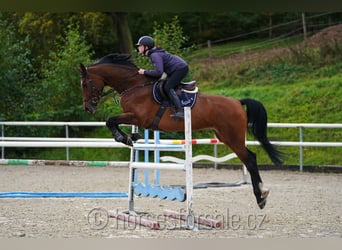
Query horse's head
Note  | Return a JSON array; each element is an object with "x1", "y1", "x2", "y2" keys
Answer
[{"x1": 78, "y1": 63, "x2": 104, "y2": 114}]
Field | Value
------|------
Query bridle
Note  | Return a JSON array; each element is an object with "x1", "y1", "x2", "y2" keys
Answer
[
  {"x1": 81, "y1": 65, "x2": 155, "y2": 110},
  {"x1": 80, "y1": 69, "x2": 103, "y2": 109}
]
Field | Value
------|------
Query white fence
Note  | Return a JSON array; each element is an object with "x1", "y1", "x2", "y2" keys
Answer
[{"x1": 1, "y1": 121, "x2": 342, "y2": 171}]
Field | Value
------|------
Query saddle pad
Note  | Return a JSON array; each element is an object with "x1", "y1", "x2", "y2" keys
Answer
[{"x1": 152, "y1": 82, "x2": 197, "y2": 108}]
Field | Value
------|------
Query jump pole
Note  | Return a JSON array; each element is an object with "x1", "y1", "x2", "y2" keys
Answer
[{"x1": 148, "y1": 138, "x2": 248, "y2": 185}]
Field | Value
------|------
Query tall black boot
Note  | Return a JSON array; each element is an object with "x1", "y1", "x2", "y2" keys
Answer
[{"x1": 168, "y1": 89, "x2": 184, "y2": 119}]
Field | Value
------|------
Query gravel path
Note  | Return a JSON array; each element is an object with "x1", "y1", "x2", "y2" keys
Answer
[{"x1": 0, "y1": 165, "x2": 341, "y2": 238}]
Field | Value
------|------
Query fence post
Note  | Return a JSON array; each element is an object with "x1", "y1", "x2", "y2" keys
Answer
[
  {"x1": 1, "y1": 124, "x2": 4, "y2": 159},
  {"x1": 302, "y1": 13, "x2": 307, "y2": 40},
  {"x1": 299, "y1": 127, "x2": 303, "y2": 172},
  {"x1": 65, "y1": 125, "x2": 69, "y2": 161},
  {"x1": 207, "y1": 40, "x2": 212, "y2": 58}
]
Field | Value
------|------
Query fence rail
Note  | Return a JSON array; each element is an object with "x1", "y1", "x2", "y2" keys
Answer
[{"x1": 1, "y1": 121, "x2": 341, "y2": 171}]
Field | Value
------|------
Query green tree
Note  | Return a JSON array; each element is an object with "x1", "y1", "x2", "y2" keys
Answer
[
  {"x1": 17, "y1": 12, "x2": 74, "y2": 64},
  {"x1": 13, "y1": 12, "x2": 117, "y2": 62},
  {"x1": 80, "y1": 12, "x2": 117, "y2": 57},
  {"x1": 152, "y1": 16, "x2": 189, "y2": 55},
  {"x1": 110, "y1": 12, "x2": 133, "y2": 54},
  {"x1": 36, "y1": 22, "x2": 94, "y2": 121},
  {"x1": 0, "y1": 17, "x2": 34, "y2": 121}
]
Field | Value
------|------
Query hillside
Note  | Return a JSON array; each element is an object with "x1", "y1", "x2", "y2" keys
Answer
[
  {"x1": 194, "y1": 24, "x2": 342, "y2": 72},
  {"x1": 188, "y1": 25, "x2": 342, "y2": 166},
  {"x1": 194, "y1": 24, "x2": 342, "y2": 118}
]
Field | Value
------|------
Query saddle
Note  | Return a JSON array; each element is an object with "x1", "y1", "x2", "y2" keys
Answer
[
  {"x1": 149, "y1": 78, "x2": 198, "y2": 130},
  {"x1": 152, "y1": 79, "x2": 198, "y2": 108}
]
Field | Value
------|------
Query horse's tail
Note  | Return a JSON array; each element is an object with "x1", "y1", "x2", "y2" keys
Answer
[{"x1": 240, "y1": 98, "x2": 283, "y2": 166}]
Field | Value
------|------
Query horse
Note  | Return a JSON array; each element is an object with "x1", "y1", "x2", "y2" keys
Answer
[{"x1": 78, "y1": 53, "x2": 283, "y2": 209}]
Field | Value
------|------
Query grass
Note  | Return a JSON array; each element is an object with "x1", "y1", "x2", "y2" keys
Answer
[
  {"x1": 193, "y1": 39, "x2": 342, "y2": 166},
  {"x1": 198, "y1": 78, "x2": 342, "y2": 165}
]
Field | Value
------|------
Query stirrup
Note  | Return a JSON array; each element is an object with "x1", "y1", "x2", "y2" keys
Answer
[{"x1": 170, "y1": 111, "x2": 184, "y2": 119}]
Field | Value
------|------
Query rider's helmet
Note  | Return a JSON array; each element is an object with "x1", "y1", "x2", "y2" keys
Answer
[{"x1": 136, "y1": 36, "x2": 155, "y2": 48}]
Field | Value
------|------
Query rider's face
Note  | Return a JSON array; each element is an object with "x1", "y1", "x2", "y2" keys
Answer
[{"x1": 137, "y1": 45, "x2": 144, "y2": 54}]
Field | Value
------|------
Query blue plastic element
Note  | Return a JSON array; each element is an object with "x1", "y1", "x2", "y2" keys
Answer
[
  {"x1": 134, "y1": 183, "x2": 186, "y2": 202},
  {"x1": 0, "y1": 192, "x2": 128, "y2": 198}
]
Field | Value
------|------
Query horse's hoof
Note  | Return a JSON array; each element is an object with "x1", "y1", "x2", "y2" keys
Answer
[
  {"x1": 112, "y1": 130, "x2": 132, "y2": 146},
  {"x1": 259, "y1": 183, "x2": 270, "y2": 199},
  {"x1": 258, "y1": 198, "x2": 267, "y2": 209},
  {"x1": 258, "y1": 183, "x2": 269, "y2": 209}
]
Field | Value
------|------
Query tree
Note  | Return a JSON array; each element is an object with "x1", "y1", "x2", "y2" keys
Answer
[
  {"x1": 0, "y1": 17, "x2": 34, "y2": 121},
  {"x1": 109, "y1": 12, "x2": 133, "y2": 54},
  {"x1": 13, "y1": 12, "x2": 117, "y2": 62},
  {"x1": 79, "y1": 12, "x2": 117, "y2": 57},
  {"x1": 16, "y1": 12, "x2": 74, "y2": 64},
  {"x1": 152, "y1": 16, "x2": 189, "y2": 55},
  {"x1": 37, "y1": 22, "x2": 94, "y2": 121}
]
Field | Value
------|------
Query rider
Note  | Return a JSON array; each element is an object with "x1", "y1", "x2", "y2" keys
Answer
[{"x1": 136, "y1": 35, "x2": 188, "y2": 119}]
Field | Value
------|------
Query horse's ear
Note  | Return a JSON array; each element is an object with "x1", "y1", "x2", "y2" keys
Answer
[{"x1": 78, "y1": 63, "x2": 87, "y2": 74}]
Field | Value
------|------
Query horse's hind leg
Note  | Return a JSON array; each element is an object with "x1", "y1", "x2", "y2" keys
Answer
[
  {"x1": 244, "y1": 148, "x2": 269, "y2": 209},
  {"x1": 215, "y1": 131, "x2": 269, "y2": 209}
]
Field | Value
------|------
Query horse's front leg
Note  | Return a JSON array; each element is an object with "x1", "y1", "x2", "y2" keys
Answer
[{"x1": 105, "y1": 112, "x2": 140, "y2": 146}]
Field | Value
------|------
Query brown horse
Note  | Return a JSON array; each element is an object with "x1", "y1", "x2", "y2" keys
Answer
[{"x1": 78, "y1": 53, "x2": 283, "y2": 209}]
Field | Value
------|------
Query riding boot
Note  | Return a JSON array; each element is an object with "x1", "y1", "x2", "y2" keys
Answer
[{"x1": 168, "y1": 89, "x2": 184, "y2": 119}]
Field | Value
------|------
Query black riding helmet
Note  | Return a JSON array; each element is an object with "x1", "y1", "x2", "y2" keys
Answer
[{"x1": 136, "y1": 36, "x2": 155, "y2": 51}]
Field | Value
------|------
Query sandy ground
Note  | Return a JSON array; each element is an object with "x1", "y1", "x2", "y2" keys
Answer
[{"x1": 0, "y1": 165, "x2": 341, "y2": 238}]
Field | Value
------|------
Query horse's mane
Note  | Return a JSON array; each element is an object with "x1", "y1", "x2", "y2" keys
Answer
[{"x1": 92, "y1": 53, "x2": 137, "y2": 68}]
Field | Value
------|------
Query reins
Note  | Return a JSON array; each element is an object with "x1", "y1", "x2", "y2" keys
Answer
[
  {"x1": 82, "y1": 66, "x2": 155, "y2": 105},
  {"x1": 101, "y1": 88, "x2": 114, "y2": 97},
  {"x1": 101, "y1": 69, "x2": 155, "y2": 97},
  {"x1": 119, "y1": 81, "x2": 155, "y2": 97}
]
